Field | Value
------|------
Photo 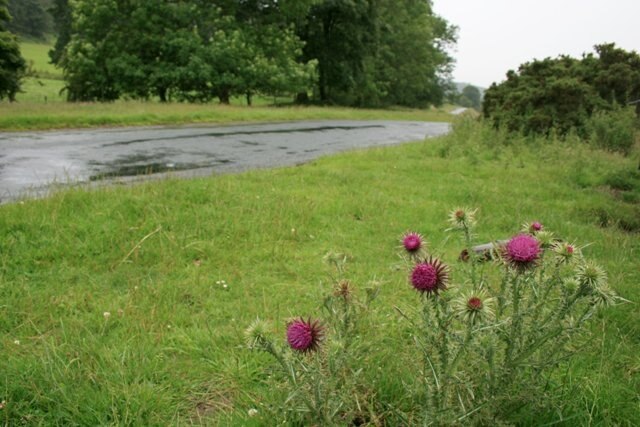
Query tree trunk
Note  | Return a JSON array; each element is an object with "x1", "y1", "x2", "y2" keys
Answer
[
  {"x1": 158, "y1": 87, "x2": 167, "y2": 103},
  {"x1": 219, "y1": 87, "x2": 230, "y2": 104}
]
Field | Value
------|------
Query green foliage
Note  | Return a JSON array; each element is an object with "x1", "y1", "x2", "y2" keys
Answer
[
  {"x1": 458, "y1": 84, "x2": 481, "y2": 109},
  {"x1": 60, "y1": 0, "x2": 316, "y2": 102},
  {"x1": 54, "y1": 0, "x2": 455, "y2": 106},
  {"x1": 300, "y1": 0, "x2": 456, "y2": 107},
  {"x1": 48, "y1": 0, "x2": 70, "y2": 65},
  {"x1": 0, "y1": 0, "x2": 26, "y2": 101},
  {"x1": 7, "y1": 0, "x2": 51, "y2": 39},
  {"x1": 483, "y1": 44, "x2": 640, "y2": 138},
  {"x1": 587, "y1": 105, "x2": 638, "y2": 155}
]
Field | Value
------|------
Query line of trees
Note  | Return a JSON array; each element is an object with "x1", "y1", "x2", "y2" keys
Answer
[{"x1": 46, "y1": 0, "x2": 456, "y2": 106}]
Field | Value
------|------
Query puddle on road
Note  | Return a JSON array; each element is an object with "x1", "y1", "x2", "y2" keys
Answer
[{"x1": 89, "y1": 159, "x2": 232, "y2": 181}]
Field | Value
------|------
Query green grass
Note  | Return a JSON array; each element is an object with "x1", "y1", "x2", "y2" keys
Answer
[
  {"x1": 1, "y1": 119, "x2": 638, "y2": 425},
  {"x1": 0, "y1": 101, "x2": 454, "y2": 131},
  {"x1": 19, "y1": 40, "x2": 63, "y2": 80}
]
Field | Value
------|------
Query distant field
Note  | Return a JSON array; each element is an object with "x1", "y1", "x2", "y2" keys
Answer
[{"x1": 19, "y1": 40, "x2": 62, "y2": 79}]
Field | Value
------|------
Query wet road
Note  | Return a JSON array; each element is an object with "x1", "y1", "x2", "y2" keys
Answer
[{"x1": 0, "y1": 120, "x2": 450, "y2": 202}]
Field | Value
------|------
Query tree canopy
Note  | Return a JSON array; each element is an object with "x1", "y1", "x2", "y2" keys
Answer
[
  {"x1": 459, "y1": 85, "x2": 481, "y2": 109},
  {"x1": 60, "y1": 0, "x2": 317, "y2": 103},
  {"x1": 483, "y1": 44, "x2": 640, "y2": 135},
  {"x1": 6, "y1": 0, "x2": 52, "y2": 40},
  {"x1": 0, "y1": 0, "x2": 26, "y2": 101},
  {"x1": 52, "y1": 0, "x2": 456, "y2": 106}
]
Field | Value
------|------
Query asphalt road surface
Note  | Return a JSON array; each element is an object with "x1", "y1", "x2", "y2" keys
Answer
[{"x1": 0, "y1": 120, "x2": 450, "y2": 203}]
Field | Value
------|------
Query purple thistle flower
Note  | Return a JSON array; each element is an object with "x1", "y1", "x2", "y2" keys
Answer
[
  {"x1": 504, "y1": 234, "x2": 541, "y2": 271},
  {"x1": 402, "y1": 232, "x2": 424, "y2": 255},
  {"x1": 286, "y1": 318, "x2": 324, "y2": 353},
  {"x1": 531, "y1": 222, "x2": 543, "y2": 232},
  {"x1": 410, "y1": 257, "x2": 449, "y2": 295}
]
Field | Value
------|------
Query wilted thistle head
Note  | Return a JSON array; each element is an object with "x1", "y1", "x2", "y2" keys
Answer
[
  {"x1": 448, "y1": 207, "x2": 477, "y2": 229},
  {"x1": 333, "y1": 279, "x2": 353, "y2": 301},
  {"x1": 454, "y1": 290, "x2": 495, "y2": 324},
  {"x1": 503, "y1": 234, "x2": 541, "y2": 271},
  {"x1": 245, "y1": 318, "x2": 271, "y2": 351},
  {"x1": 401, "y1": 232, "x2": 425, "y2": 256},
  {"x1": 410, "y1": 257, "x2": 449, "y2": 295},
  {"x1": 575, "y1": 261, "x2": 607, "y2": 296},
  {"x1": 553, "y1": 241, "x2": 581, "y2": 264},
  {"x1": 286, "y1": 318, "x2": 325, "y2": 353}
]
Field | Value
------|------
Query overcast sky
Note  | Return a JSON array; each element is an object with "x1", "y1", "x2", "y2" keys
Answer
[{"x1": 432, "y1": 0, "x2": 640, "y2": 88}]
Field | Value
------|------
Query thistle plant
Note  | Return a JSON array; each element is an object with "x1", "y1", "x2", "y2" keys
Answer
[
  {"x1": 399, "y1": 210, "x2": 625, "y2": 423},
  {"x1": 247, "y1": 209, "x2": 625, "y2": 424},
  {"x1": 245, "y1": 253, "x2": 379, "y2": 425}
]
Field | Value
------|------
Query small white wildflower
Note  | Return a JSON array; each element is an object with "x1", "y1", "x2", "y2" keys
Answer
[
  {"x1": 0, "y1": 400, "x2": 5, "y2": 409},
  {"x1": 14, "y1": 340, "x2": 20, "y2": 345},
  {"x1": 248, "y1": 408, "x2": 258, "y2": 417},
  {"x1": 103, "y1": 312, "x2": 111, "y2": 319}
]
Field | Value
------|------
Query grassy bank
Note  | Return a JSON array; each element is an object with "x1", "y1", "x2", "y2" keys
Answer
[
  {"x1": 1, "y1": 119, "x2": 638, "y2": 425},
  {"x1": 0, "y1": 101, "x2": 454, "y2": 131}
]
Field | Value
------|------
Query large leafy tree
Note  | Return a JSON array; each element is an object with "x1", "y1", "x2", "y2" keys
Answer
[
  {"x1": 299, "y1": 0, "x2": 455, "y2": 107},
  {"x1": 0, "y1": 0, "x2": 26, "y2": 101},
  {"x1": 380, "y1": 0, "x2": 455, "y2": 107},
  {"x1": 459, "y1": 85, "x2": 481, "y2": 109},
  {"x1": 48, "y1": 0, "x2": 71, "y2": 65},
  {"x1": 483, "y1": 44, "x2": 640, "y2": 135},
  {"x1": 61, "y1": 0, "x2": 316, "y2": 103}
]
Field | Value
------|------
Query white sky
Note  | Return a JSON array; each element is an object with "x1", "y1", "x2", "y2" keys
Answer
[{"x1": 432, "y1": 0, "x2": 640, "y2": 88}]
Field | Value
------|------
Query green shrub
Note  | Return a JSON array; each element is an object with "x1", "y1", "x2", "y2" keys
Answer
[{"x1": 588, "y1": 107, "x2": 638, "y2": 155}]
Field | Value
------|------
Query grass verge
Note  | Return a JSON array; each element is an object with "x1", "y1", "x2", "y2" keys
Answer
[
  {"x1": 1, "y1": 119, "x2": 638, "y2": 425},
  {"x1": 0, "y1": 101, "x2": 454, "y2": 131}
]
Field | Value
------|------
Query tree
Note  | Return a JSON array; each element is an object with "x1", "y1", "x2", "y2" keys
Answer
[
  {"x1": 48, "y1": 0, "x2": 70, "y2": 65},
  {"x1": 299, "y1": 0, "x2": 456, "y2": 107},
  {"x1": 373, "y1": 0, "x2": 456, "y2": 107},
  {"x1": 61, "y1": 0, "x2": 316, "y2": 103},
  {"x1": 0, "y1": 0, "x2": 26, "y2": 101},
  {"x1": 460, "y1": 85, "x2": 481, "y2": 109},
  {"x1": 7, "y1": 0, "x2": 51, "y2": 39}
]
